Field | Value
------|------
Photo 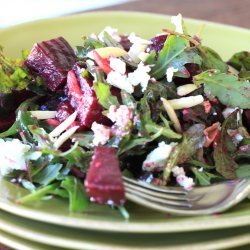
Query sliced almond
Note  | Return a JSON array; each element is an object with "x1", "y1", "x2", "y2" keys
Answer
[
  {"x1": 177, "y1": 84, "x2": 198, "y2": 96},
  {"x1": 49, "y1": 111, "x2": 77, "y2": 138},
  {"x1": 53, "y1": 126, "x2": 79, "y2": 149},
  {"x1": 168, "y1": 95, "x2": 204, "y2": 110},
  {"x1": 93, "y1": 47, "x2": 127, "y2": 59},
  {"x1": 161, "y1": 97, "x2": 182, "y2": 133},
  {"x1": 30, "y1": 111, "x2": 57, "y2": 120}
]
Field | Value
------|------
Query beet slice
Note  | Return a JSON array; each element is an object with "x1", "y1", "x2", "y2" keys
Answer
[
  {"x1": 85, "y1": 146, "x2": 125, "y2": 205},
  {"x1": 147, "y1": 34, "x2": 168, "y2": 57},
  {"x1": 56, "y1": 100, "x2": 74, "y2": 122},
  {"x1": 26, "y1": 37, "x2": 77, "y2": 91},
  {"x1": 67, "y1": 68, "x2": 108, "y2": 128}
]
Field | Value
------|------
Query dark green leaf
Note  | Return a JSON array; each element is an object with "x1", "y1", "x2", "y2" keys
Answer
[
  {"x1": 228, "y1": 51, "x2": 250, "y2": 71},
  {"x1": 214, "y1": 111, "x2": 239, "y2": 179},
  {"x1": 193, "y1": 70, "x2": 250, "y2": 109},
  {"x1": 163, "y1": 124, "x2": 205, "y2": 182},
  {"x1": 191, "y1": 168, "x2": 224, "y2": 186},
  {"x1": 61, "y1": 176, "x2": 88, "y2": 212},
  {"x1": 198, "y1": 46, "x2": 228, "y2": 72},
  {"x1": 146, "y1": 35, "x2": 188, "y2": 79},
  {"x1": 93, "y1": 82, "x2": 119, "y2": 109}
]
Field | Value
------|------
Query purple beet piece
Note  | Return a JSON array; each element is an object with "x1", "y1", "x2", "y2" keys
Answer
[
  {"x1": 25, "y1": 37, "x2": 77, "y2": 91},
  {"x1": 243, "y1": 109, "x2": 250, "y2": 131},
  {"x1": 147, "y1": 34, "x2": 168, "y2": 56},
  {"x1": 85, "y1": 146, "x2": 126, "y2": 206}
]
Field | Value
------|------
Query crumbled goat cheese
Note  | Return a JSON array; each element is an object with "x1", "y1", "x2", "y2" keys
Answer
[
  {"x1": 98, "y1": 26, "x2": 121, "y2": 42},
  {"x1": 0, "y1": 139, "x2": 30, "y2": 176},
  {"x1": 109, "y1": 57, "x2": 126, "y2": 75},
  {"x1": 171, "y1": 14, "x2": 184, "y2": 34},
  {"x1": 166, "y1": 67, "x2": 178, "y2": 82},
  {"x1": 127, "y1": 62, "x2": 151, "y2": 92},
  {"x1": 172, "y1": 166, "x2": 194, "y2": 190},
  {"x1": 107, "y1": 105, "x2": 133, "y2": 137},
  {"x1": 128, "y1": 43, "x2": 148, "y2": 64},
  {"x1": 106, "y1": 70, "x2": 134, "y2": 94},
  {"x1": 128, "y1": 32, "x2": 153, "y2": 45},
  {"x1": 91, "y1": 122, "x2": 111, "y2": 146},
  {"x1": 142, "y1": 142, "x2": 177, "y2": 172}
]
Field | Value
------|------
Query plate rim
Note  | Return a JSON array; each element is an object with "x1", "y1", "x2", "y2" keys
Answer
[{"x1": 0, "y1": 209, "x2": 250, "y2": 250}]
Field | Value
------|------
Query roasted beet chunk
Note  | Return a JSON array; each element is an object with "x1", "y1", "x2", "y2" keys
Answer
[
  {"x1": 147, "y1": 34, "x2": 168, "y2": 56},
  {"x1": 26, "y1": 37, "x2": 77, "y2": 91},
  {"x1": 85, "y1": 146, "x2": 125, "y2": 205},
  {"x1": 67, "y1": 68, "x2": 107, "y2": 128}
]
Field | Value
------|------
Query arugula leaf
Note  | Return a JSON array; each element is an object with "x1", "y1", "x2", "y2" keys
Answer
[
  {"x1": 194, "y1": 70, "x2": 250, "y2": 109},
  {"x1": 61, "y1": 176, "x2": 88, "y2": 212},
  {"x1": 0, "y1": 47, "x2": 31, "y2": 93},
  {"x1": 198, "y1": 46, "x2": 228, "y2": 72},
  {"x1": 17, "y1": 183, "x2": 59, "y2": 204},
  {"x1": 28, "y1": 125, "x2": 52, "y2": 147},
  {"x1": 76, "y1": 37, "x2": 104, "y2": 59},
  {"x1": 228, "y1": 51, "x2": 250, "y2": 71},
  {"x1": 214, "y1": 111, "x2": 239, "y2": 179},
  {"x1": 93, "y1": 82, "x2": 119, "y2": 109},
  {"x1": 33, "y1": 163, "x2": 63, "y2": 186},
  {"x1": 146, "y1": 35, "x2": 189, "y2": 79},
  {"x1": 163, "y1": 124, "x2": 205, "y2": 182}
]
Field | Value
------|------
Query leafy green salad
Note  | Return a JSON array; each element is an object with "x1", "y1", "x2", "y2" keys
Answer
[{"x1": 0, "y1": 14, "x2": 249, "y2": 217}]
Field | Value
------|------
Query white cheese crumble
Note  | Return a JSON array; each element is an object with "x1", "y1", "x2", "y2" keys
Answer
[
  {"x1": 106, "y1": 70, "x2": 134, "y2": 94},
  {"x1": 172, "y1": 166, "x2": 194, "y2": 190},
  {"x1": 142, "y1": 142, "x2": 177, "y2": 172},
  {"x1": 91, "y1": 122, "x2": 111, "y2": 146},
  {"x1": 128, "y1": 43, "x2": 148, "y2": 64},
  {"x1": 166, "y1": 67, "x2": 178, "y2": 82},
  {"x1": 171, "y1": 14, "x2": 184, "y2": 34},
  {"x1": 128, "y1": 32, "x2": 153, "y2": 45},
  {"x1": 127, "y1": 62, "x2": 151, "y2": 92},
  {"x1": 98, "y1": 26, "x2": 121, "y2": 42},
  {"x1": 109, "y1": 57, "x2": 126, "y2": 75},
  {"x1": 107, "y1": 105, "x2": 133, "y2": 137},
  {"x1": 0, "y1": 139, "x2": 30, "y2": 176}
]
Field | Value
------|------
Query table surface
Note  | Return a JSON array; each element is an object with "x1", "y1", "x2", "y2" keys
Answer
[
  {"x1": 0, "y1": 1, "x2": 249, "y2": 249},
  {"x1": 95, "y1": 0, "x2": 250, "y2": 29}
]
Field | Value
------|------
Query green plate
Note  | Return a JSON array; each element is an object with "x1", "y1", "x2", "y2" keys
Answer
[
  {"x1": 0, "y1": 209, "x2": 250, "y2": 250},
  {"x1": 0, "y1": 230, "x2": 66, "y2": 250},
  {"x1": 0, "y1": 11, "x2": 250, "y2": 234}
]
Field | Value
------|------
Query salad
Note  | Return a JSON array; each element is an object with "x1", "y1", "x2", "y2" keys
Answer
[{"x1": 0, "y1": 14, "x2": 249, "y2": 217}]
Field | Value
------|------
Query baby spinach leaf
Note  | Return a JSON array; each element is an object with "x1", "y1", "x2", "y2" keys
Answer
[
  {"x1": 33, "y1": 163, "x2": 63, "y2": 186},
  {"x1": 61, "y1": 176, "x2": 88, "y2": 212},
  {"x1": 198, "y1": 46, "x2": 228, "y2": 72},
  {"x1": 194, "y1": 70, "x2": 250, "y2": 109}
]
